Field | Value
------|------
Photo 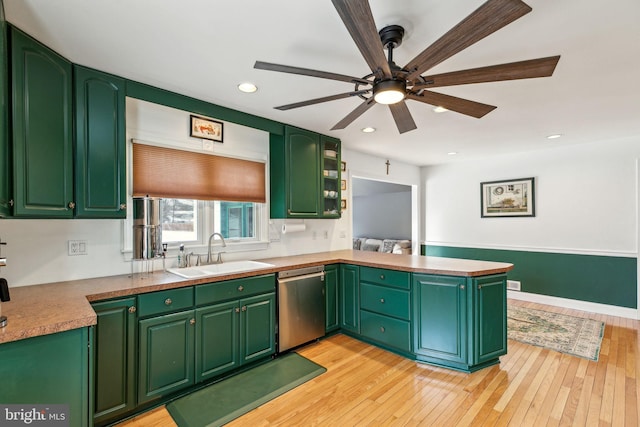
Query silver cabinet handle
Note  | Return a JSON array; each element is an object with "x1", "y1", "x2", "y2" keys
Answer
[
  {"x1": 235, "y1": 307, "x2": 240, "y2": 313},
  {"x1": 380, "y1": 298, "x2": 385, "y2": 303},
  {"x1": 241, "y1": 306, "x2": 247, "y2": 312},
  {"x1": 189, "y1": 318, "x2": 195, "y2": 325},
  {"x1": 380, "y1": 326, "x2": 385, "y2": 333},
  {"x1": 128, "y1": 306, "x2": 136, "y2": 314},
  {"x1": 460, "y1": 285, "x2": 465, "y2": 290},
  {"x1": 164, "y1": 298, "x2": 172, "y2": 306},
  {"x1": 380, "y1": 274, "x2": 385, "y2": 280},
  {"x1": 68, "y1": 201, "x2": 76, "y2": 209},
  {"x1": 119, "y1": 203, "x2": 126, "y2": 210},
  {"x1": 238, "y1": 285, "x2": 244, "y2": 292}
]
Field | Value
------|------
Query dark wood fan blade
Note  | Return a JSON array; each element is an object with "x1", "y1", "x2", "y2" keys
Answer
[
  {"x1": 254, "y1": 61, "x2": 371, "y2": 85},
  {"x1": 275, "y1": 90, "x2": 371, "y2": 110},
  {"x1": 407, "y1": 91, "x2": 496, "y2": 118},
  {"x1": 332, "y1": 0, "x2": 392, "y2": 78},
  {"x1": 389, "y1": 101, "x2": 417, "y2": 134},
  {"x1": 413, "y1": 56, "x2": 560, "y2": 88},
  {"x1": 331, "y1": 97, "x2": 376, "y2": 130},
  {"x1": 405, "y1": 0, "x2": 532, "y2": 80}
]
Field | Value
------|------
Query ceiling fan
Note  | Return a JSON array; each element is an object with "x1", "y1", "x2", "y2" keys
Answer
[{"x1": 255, "y1": 0, "x2": 560, "y2": 134}]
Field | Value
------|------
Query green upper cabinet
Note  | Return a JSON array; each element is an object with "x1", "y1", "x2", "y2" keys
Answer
[
  {"x1": 74, "y1": 66, "x2": 126, "y2": 218},
  {"x1": 320, "y1": 135, "x2": 341, "y2": 218},
  {"x1": 11, "y1": 26, "x2": 73, "y2": 217},
  {"x1": 270, "y1": 126, "x2": 341, "y2": 219},
  {"x1": 0, "y1": 0, "x2": 11, "y2": 217}
]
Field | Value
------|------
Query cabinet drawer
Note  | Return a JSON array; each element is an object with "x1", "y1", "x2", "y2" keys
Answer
[
  {"x1": 360, "y1": 311, "x2": 411, "y2": 352},
  {"x1": 195, "y1": 274, "x2": 275, "y2": 306},
  {"x1": 138, "y1": 287, "x2": 194, "y2": 317},
  {"x1": 360, "y1": 283, "x2": 410, "y2": 320},
  {"x1": 360, "y1": 267, "x2": 410, "y2": 289}
]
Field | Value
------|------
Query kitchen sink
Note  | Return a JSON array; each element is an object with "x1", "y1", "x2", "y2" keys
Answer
[{"x1": 167, "y1": 260, "x2": 275, "y2": 279}]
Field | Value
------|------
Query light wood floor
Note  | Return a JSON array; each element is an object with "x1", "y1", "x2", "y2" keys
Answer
[{"x1": 119, "y1": 299, "x2": 639, "y2": 426}]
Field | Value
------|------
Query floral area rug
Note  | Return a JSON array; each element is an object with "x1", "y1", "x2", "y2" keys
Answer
[{"x1": 507, "y1": 305, "x2": 605, "y2": 361}]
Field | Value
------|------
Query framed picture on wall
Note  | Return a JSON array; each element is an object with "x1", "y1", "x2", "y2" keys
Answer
[
  {"x1": 341, "y1": 199, "x2": 347, "y2": 211},
  {"x1": 190, "y1": 115, "x2": 223, "y2": 142},
  {"x1": 481, "y1": 177, "x2": 535, "y2": 217},
  {"x1": 341, "y1": 180, "x2": 347, "y2": 191}
]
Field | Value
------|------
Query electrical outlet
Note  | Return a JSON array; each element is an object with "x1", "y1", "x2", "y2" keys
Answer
[
  {"x1": 506, "y1": 280, "x2": 521, "y2": 291},
  {"x1": 68, "y1": 240, "x2": 88, "y2": 256}
]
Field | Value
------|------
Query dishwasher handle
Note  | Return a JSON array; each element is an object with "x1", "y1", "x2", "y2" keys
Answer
[{"x1": 277, "y1": 271, "x2": 325, "y2": 284}]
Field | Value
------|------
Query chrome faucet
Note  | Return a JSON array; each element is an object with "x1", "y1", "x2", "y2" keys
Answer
[{"x1": 207, "y1": 232, "x2": 227, "y2": 264}]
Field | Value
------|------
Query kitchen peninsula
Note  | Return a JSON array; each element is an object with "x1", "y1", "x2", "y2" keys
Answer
[{"x1": 0, "y1": 250, "x2": 512, "y2": 426}]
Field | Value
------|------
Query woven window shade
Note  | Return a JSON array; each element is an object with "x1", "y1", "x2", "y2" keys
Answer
[{"x1": 132, "y1": 143, "x2": 265, "y2": 203}]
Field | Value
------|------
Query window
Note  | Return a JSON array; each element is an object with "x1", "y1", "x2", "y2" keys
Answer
[
  {"x1": 160, "y1": 199, "x2": 261, "y2": 245},
  {"x1": 161, "y1": 199, "x2": 198, "y2": 243}
]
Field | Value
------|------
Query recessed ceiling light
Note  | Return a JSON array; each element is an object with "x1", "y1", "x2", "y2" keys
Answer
[
  {"x1": 237, "y1": 82, "x2": 257, "y2": 93},
  {"x1": 433, "y1": 106, "x2": 449, "y2": 113},
  {"x1": 447, "y1": 151, "x2": 458, "y2": 155},
  {"x1": 361, "y1": 127, "x2": 376, "y2": 133},
  {"x1": 546, "y1": 134, "x2": 562, "y2": 139}
]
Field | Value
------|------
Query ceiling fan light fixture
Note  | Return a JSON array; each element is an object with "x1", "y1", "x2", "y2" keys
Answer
[
  {"x1": 361, "y1": 127, "x2": 376, "y2": 133},
  {"x1": 433, "y1": 106, "x2": 449, "y2": 113},
  {"x1": 373, "y1": 79, "x2": 406, "y2": 105}
]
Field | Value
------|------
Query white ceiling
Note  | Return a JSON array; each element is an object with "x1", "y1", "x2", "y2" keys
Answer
[{"x1": 4, "y1": 0, "x2": 640, "y2": 166}]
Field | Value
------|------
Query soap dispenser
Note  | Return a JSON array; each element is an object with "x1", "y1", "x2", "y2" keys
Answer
[{"x1": 178, "y1": 244, "x2": 186, "y2": 268}]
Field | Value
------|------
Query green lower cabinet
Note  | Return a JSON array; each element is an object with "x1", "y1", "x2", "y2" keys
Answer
[
  {"x1": 340, "y1": 264, "x2": 360, "y2": 333},
  {"x1": 92, "y1": 298, "x2": 137, "y2": 426},
  {"x1": 324, "y1": 265, "x2": 339, "y2": 332},
  {"x1": 473, "y1": 275, "x2": 507, "y2": 364},
  {"x1": 413, "y1": 274, "x2": 468, "y2": 366},
  {"x1": 195, "y1": 292, "x2": 276, "y2": 382},
  {"x1": 195, "y1": 301, "x2": 239, "y2": 381},
  {"x1": 138, "y1": 310, "x2": 195, "y2": 404},
  {"x1": 412, "y1": 273, "x2": 507, "y2": 372},
  {"x1": 0, "y1": 328, "x2": 90, "y2": 427},
  {"x1": 240, "y1": 292, "x2": 276, "y2": 363}
]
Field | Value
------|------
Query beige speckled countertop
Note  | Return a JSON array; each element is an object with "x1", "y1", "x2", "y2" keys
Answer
[{"x1": 0, "y1": 250, "x2": 512, "y2": 345}]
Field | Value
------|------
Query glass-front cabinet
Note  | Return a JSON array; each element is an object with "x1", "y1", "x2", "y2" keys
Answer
[{"x1": 321, "y1": 136, "x2": 341, "y2": 218}]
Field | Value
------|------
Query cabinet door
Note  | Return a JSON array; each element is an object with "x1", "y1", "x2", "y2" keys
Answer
[
  {"x1": 74, "y1": 66, "x2": 126, "y2": 218},
  {"x1": 240, "y1": 292, "x2": 276, "y2": 364},
  {"x1": 413, "y1": 274, "x2": 468, "y2": 364},
  {"x1": 195, "y1": 301, "x2": 239, "y2": 382},
  {"x1": 92, "y1": 298, "x2": 137, "y2": 424},
  {"x1": 285, "y1": 127, "x2": 320, "y2": 217},
  {"x1": 11, "y1": 26, "x2": 73, "y2": 217},
  {"x1": 340, "y1": 264, "x2": 360, "y2": 333},
  {"x1": 320, "y1": 136, "x2": 341, "y2": 218},
  {"x1": 0, "y1": 2, "x2": 10, "y2": 217},
  {"x1": 324, "y1": 265, "x2": 340, "y2": 332},
  {"x1": 473, "y1": 275, "x2": 507, "y2": 364},
  {"x1": 0, "y1": 329, "x2": 90, "y2": 427},
  {"x1": 138, "y1": 310, "x2": 194, "y2": 404}
]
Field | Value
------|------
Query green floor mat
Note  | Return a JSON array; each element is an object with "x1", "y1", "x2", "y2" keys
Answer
[{"x1": 166, "y1": 353, "x2": 326, "y2": 427}]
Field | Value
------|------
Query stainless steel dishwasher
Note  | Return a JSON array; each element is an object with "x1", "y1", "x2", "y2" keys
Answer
[{"x1": 277, "y1": 265, "x2": 325, "y2": 352}]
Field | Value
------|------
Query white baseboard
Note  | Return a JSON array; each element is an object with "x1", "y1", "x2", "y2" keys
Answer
[{"x1": 507, "y1": 290, "x2": 639, "y2": 320}]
